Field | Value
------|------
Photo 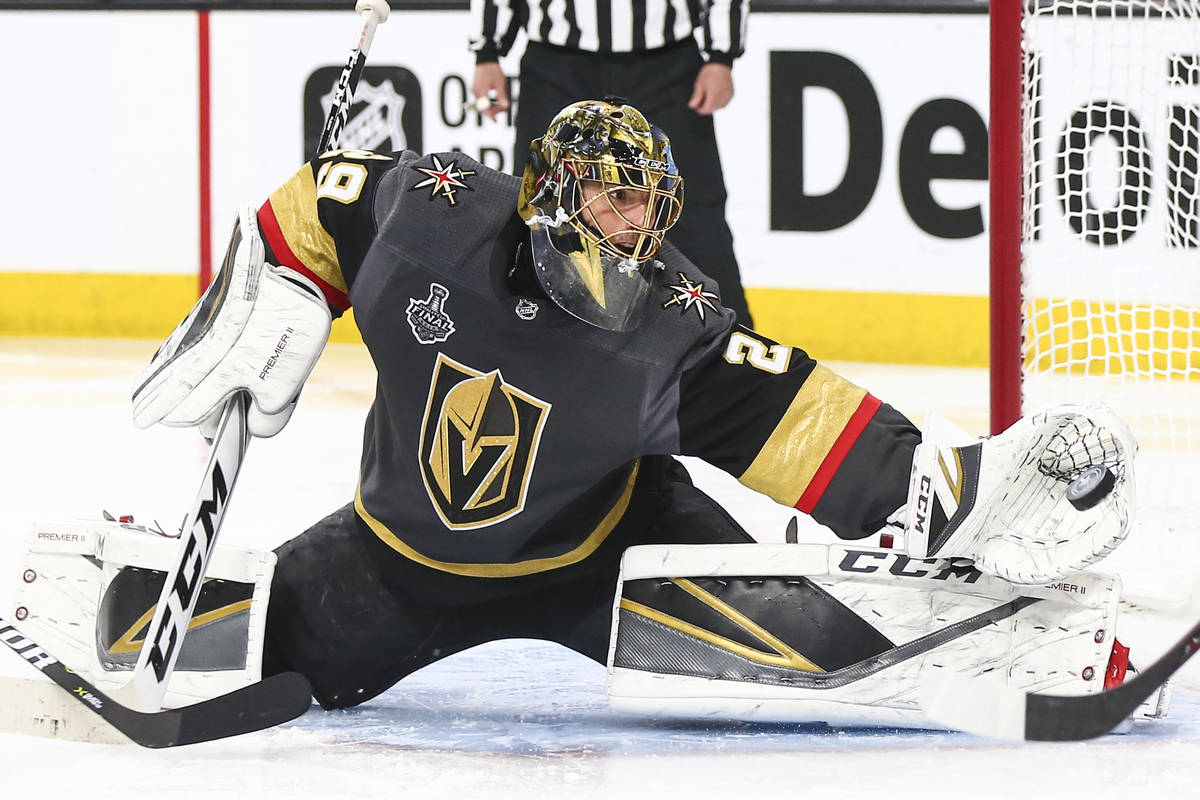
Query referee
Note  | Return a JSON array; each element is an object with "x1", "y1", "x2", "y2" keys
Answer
[{"x1": 469, "y1": 0, "x2": 753, "y2": 325}]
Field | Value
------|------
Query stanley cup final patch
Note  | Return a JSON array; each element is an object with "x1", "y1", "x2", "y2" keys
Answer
[
  {"x1": 408, "y1": 283, "x2": 456, "y2": 344},
  {"x1": 419, "y1": 354, "x2": 551, "y2": 529}
]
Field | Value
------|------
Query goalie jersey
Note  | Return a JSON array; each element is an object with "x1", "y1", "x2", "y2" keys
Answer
[{"x1": 256, "y1": 149, "x2": 920, "y2": 578}]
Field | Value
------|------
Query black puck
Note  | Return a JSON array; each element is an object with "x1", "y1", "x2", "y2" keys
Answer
[{"x1": 1067, "y1": 464, "x2": 1116, "y2": 511}]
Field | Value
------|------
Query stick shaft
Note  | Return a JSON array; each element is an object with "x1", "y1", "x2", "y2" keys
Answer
[
  {"x1": 316, "y1": 1, "x2": 391, "y2": 156},
  {"x1": 118, "y1": 394, "x2": 250, "y2": 711}
]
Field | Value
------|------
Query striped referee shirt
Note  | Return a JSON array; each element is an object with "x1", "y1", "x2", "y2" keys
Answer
[{"x1": 469, "y1": 0, "x2": 749, "y2": 64}]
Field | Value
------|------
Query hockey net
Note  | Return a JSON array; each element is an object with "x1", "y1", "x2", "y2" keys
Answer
[{"x1": 992, "y1": 1, "x2": 1200, "y2": 612}]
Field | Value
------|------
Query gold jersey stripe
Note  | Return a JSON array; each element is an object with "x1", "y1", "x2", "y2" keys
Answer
[
  {"x1": 356, "y1": 460, "x2": 640, "y2": 577},
  {"x1": 737, "y1": 364, "x2": 868, "y2": 508},
  {"x1": 266, "y1": 167, "x2": 349, "y2": 296}
]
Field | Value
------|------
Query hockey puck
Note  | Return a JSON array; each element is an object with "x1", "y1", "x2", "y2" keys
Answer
[{"x1": 1067, "y1": 464, "x2": 1116, "y2": 511}]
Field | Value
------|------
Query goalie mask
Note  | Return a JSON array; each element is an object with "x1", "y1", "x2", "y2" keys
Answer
[{"x1": 518, "y1": 99, "x2": 684, "y2": 332}]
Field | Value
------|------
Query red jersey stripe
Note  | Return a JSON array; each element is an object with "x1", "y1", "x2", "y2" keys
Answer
[
  {"x1": 257, "y1": 200, "x2": 351, "y2": 310},
  {"x1": 795, "y1": 393, "x2": 883, "y2": 514}
]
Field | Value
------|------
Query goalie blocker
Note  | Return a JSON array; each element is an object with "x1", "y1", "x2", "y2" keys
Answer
[
  {"x1": 606, "y1": 543, "x2": 1169, "y2": 731},
  {"x1": 131, "y1": 207, "x2": 332, "y2": 439}
]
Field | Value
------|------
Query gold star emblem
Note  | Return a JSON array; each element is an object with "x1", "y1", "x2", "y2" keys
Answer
[
  {"x1": 411, "y1": 155, "x2": 476, "y2": 205},
  {"x1": 662, "y1": 272, "x2": 719, "y2": 320}
]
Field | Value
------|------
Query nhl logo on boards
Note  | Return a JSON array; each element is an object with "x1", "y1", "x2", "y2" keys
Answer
[
  {"x1": 407, "y1": 283, "x2": 456, "y2": 344},
  {"x1": 303, "y1": 66, "x2": 422, "y2": 158},
  {"x1": 515, "y1": 298, "x2": 539, "y2": 321}
]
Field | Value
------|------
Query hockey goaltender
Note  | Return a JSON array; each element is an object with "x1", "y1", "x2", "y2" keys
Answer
[{"x1": 14, "y1": 98, "x2": 1169, "y2": 737}]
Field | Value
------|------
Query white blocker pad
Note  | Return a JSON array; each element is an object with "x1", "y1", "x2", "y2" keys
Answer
[
  {"x1": 8, "y1": 518, "x2": 274, "y2": 710},
  {"x1": 607, "y1": 543, "x2": 1136, "y2": 730}
]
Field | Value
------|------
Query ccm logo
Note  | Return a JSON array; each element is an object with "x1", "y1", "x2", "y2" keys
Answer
[
  {"x1": 912, "y1": 475, "x2": 933, "y2": 535},
  {"x1": 146, "y1": 463, "x2": 230, "y2": 682},
  {"x1": 838, "y1": 549, "x2": 981, "y2": 583}
]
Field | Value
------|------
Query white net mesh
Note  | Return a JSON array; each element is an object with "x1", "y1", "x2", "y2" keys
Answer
[{"x1": 1020, "y1": 0, "x2": 1200, "y2": 609}]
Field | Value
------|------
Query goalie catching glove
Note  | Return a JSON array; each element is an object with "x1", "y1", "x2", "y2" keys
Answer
[
  {"x1": 895, "y1": 402, "x2": 1136, "y2": 585},
  {"x1": 131, "y1": 208, "x2": 332, "y2": 438}
]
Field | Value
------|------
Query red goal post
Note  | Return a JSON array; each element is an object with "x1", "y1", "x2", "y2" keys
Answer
[
  {"x1": 990, "y1": 0, "x2": 1024, "y2": 435},
  {"x1": 989, "y1": 0, "x2": 1200, "y2": 610}
]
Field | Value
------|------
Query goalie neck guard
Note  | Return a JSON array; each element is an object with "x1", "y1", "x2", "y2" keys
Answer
[{"x1": 518, "y1": 99, "x2": 684, "y2": 332}]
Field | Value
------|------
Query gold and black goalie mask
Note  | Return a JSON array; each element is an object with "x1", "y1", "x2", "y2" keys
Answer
[{"x1": 518, "y1": 99, "x2": 684, "y2": 332}]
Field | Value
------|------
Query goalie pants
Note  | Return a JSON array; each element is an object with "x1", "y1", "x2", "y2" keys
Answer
[{"x1": 263, "y1": 456, "x2": 754, "y2": 710}]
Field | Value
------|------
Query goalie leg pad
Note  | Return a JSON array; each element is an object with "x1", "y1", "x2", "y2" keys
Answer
[
  {"x1": 10, "y1": 518, "x2": 275, "y2": 709},
  {"x1": 607, "y1": 543, "x2": 1129, "y2": 730},
  {"x1": 902, "y1": 402, "x2": 1136, "y2": 584}
]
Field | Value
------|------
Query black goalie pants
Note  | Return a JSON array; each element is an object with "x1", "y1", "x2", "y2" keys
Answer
[{"x1": 262, "y1": 456, "x2": 753, "y2": 710}]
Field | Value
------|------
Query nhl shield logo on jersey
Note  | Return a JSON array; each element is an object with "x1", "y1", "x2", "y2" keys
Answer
[
  {"x1": 662, "y1": 272, "x2": 719, "y2": 322},
  {"x1": 407, "y1": 283, "x2": 456, "y2": 344},
  {"x1": 419, "y1": 354, "x2": 551, "y2": 529},
  {"x1": 515, "y1": 298, "x2": 539, "y2": 321},
  {"x1": 410, "y1": 155, "x2": 475, "y2": 206}
]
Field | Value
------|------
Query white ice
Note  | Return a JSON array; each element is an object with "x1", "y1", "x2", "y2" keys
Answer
[{"x1": 1, "y1": 338, "x2": 1197, "y2": 799}]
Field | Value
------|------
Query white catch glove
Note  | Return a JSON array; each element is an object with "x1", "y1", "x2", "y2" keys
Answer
[
  {"x1": 131, "y1": 207, "x2": 332, "y2": 438},
  {"x1": 899, "y1": 402, "x2": 1136, "y2": 584}
]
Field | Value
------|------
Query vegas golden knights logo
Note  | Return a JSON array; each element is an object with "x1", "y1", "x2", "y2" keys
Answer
[{"x1": 420, "y1": 354, "x2": 550, "y2": 529}]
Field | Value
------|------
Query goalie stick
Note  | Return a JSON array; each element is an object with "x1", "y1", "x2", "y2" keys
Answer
[
  {"x1": 117, "y1": 0, "x2": 389, "y2": 711},
  {"x1": 0, "y1": 396, "x2": 312, "y2": 746},
  {"x1": 113, "y1": 0, "x2": 389, "y2": 717},
  {"x1": 920, "y1": 616, "x2": 1200, "y2": 741},
  {"x1": 1, "y1": 0, "x2": 390, "y2": 747},
  {"x1": 115, "y1": 392, "x2": 254, "y2": 711},
  {"x1": 318, "y1": 0, "x2": 391, "y2": 154}
]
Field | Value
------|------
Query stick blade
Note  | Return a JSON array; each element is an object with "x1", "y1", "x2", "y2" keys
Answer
[
  {"x1": 171, "y1": 671, "x2": 313, "y2": 748},
  {"x1": 919, "y1": 668, "x2": 1029, "y2": 741}
]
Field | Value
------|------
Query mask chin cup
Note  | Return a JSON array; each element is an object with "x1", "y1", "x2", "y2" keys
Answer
[{"x1": 526, "y1": 220, "x2": 655, "y2": 332}]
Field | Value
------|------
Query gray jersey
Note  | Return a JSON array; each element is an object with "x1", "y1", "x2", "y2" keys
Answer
[{"x1": 255, "y1": 149, "x2": 919, "y2": 577}]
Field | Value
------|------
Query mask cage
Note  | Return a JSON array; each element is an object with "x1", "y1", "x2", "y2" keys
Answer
[{"x1": 553, "y1": 157, "x2": 683, "y2": 262}]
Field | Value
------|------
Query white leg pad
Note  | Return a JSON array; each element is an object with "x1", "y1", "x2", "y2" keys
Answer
[
  {"x1": 8, "y1": 519, "x2": 274, "y2": 710},
  {"x1": 607, "y1": 543, "x2": 1145, "y2": 730}
]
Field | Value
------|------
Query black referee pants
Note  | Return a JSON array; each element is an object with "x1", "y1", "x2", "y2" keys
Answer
[{"x1": 512, "y1": 40, "x2": 753, "y2": 326}]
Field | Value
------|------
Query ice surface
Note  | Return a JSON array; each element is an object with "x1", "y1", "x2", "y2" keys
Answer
[{"x1": 2, "y1": 338, "x2": 1197, "y2": 798}]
